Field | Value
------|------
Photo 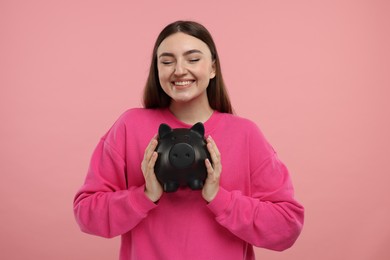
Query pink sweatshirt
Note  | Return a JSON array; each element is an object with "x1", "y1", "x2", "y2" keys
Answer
[{"x1": 73, "y1": 108, "x2": 304, "y2": 260}]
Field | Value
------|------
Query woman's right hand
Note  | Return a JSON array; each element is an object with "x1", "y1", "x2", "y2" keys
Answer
[{"x1": 141, "y1": 135, "x2": 163, "y2": 203}]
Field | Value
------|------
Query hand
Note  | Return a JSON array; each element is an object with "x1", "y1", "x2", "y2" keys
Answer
[
  {"x1": 202, "y1": 135, "x2": 222, "y2": 202},
  {"x1": 141, "y1": 135, "x2": 163, "y2": 203}
]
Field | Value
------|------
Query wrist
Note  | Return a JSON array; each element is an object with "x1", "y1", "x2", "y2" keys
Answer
[
  {"x1": 203, "y1": 187, "x2": 219, "y2": 203},
  {"x1": 144, "y1": 189, "x2": 161, "y2": 203}
]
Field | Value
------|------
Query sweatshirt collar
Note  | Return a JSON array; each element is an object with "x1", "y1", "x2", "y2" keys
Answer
[{"x1": 161, "y1": 108, "x2": 223, "y2": 135}]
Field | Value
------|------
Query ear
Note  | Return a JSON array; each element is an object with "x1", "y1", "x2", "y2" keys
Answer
[
  {"x1": 158, "y1": 123, "x2": 172, "y2": 138},
  {"x1": 191, "y1": 122, "x2": 205, "y2": 137},
  {"x1": 210, "y1": 60, "x2": 216, "y2": 79}
]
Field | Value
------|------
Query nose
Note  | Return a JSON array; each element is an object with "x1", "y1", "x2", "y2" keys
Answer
[{"x1": 174, "y1": 60, "x2": 187, "y2": 76}]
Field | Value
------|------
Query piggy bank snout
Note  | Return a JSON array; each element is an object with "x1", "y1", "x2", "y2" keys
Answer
[{"x1": 169, "y1": 143, "x2": 195, "y2": 169}]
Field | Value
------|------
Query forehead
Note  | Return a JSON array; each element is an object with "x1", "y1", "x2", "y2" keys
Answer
[{"x1": 157, "y1": 32, "x2": 212, "y2": 56}]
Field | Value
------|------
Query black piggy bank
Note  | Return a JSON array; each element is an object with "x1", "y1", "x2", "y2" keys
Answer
[{"x1": 154, "y1": 122, "x2": 211, "y2": 192}]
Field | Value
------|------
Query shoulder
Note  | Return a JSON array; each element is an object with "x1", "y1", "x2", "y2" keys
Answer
[
  {"x1": 214, "y1": 112, "x2": 273, "y2": 151},
  {"x1": 217, "y1": 112, "x2": 263, "y2": 135},
  {"x1": 104, "y1": 108, "x2": 163, "y2": 139},
  {"x1": 110, "y1": 108, "x2": 167, "y2": 130},
  {"x1": 118, "y1": 108, "x2": 162, "y2": 122}
]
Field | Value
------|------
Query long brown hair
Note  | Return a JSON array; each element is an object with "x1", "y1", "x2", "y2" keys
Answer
[{"x1": 142, "y1": 20, "x2": 233, "y2": 114}]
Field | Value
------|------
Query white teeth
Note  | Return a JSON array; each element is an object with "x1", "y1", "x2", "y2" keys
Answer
[{"x1": 174, "y1": 81, "x2": 192, "y2": 86}]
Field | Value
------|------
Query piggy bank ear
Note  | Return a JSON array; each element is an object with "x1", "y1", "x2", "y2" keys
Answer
[
  {"x1": 158, "y1": 123, "x2": 172, "y2": 138},
  {"x1": 191, "y1": 122, "x2": 205, "y2": 137}
]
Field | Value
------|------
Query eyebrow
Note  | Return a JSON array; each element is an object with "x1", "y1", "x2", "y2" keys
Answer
[{"x1": 158, "y1": 49, "x2": 203, "y2": 58}]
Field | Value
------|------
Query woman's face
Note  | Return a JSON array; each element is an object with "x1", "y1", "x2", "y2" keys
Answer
[{"x1": 157, "y1": 32, "x2": 216, "y2": 105}]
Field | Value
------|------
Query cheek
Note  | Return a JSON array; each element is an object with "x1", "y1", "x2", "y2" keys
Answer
[
  {"x1": 157, "y1": 67, "x2": 171, "y2": 82},
  {"x1": 197, "y1": 62, "x2": 215, "y2": 78}
]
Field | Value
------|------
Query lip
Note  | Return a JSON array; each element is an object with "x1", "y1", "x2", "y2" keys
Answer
[{"x1": 171, "y1": 80, "x2": 195, "y2": 89}]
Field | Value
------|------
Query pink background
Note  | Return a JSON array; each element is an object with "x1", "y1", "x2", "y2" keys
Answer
[{"x1": 1, "y1": 0, "x2": 389, "y2": 259}]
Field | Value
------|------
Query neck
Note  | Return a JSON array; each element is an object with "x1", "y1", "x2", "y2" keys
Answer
[{"x1": 169, "y1": 99, "x2": 213, "y2": 125}]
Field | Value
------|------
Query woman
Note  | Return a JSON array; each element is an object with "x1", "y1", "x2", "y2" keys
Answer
[{"x1": 74, "y1": 20, "x2": 304, "y2": 260}]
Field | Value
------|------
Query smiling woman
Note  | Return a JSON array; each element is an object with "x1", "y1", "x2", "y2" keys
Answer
[
  {"x1": 156, "y1": 32, "x2": 216, "y2": 123},
  {"x1": 143, "y1": 21, "x2": 233, "y2": 115},
  {"x1": 73, "y1": 20, "x2": 304, "y2": 260}
]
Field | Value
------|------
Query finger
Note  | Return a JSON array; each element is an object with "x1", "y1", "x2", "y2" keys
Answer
[
  {"x1": 207, "y1": 142, "x2": 220, "y2": 166},
  {"x1": 148, "y1": 134, "x2": 158, "y2": 150},
  {"x1": 142, "y1": 135, "x2": 158, "y2": 172},
  {"x1": 205, "y1": 159, "x2": 218, "y2": 183},
  {"x1": 144, "y1": 135, "x2": 158, "y2": 160},
  {"x1": 207, "y1": 136, "x2": 221, "y2": 159},
  {"x1": 206, "y1": 137, "x2": 222, "y2": 177},
  {"x1": 145, "y1": 152, "x2": 158, "y2": 175},
  {"x1": 149, "y1": 151, "x2": 158, "y2": 169},
  {"x1": 205, "y1": 158, "x2": 213, "y2": 173}
]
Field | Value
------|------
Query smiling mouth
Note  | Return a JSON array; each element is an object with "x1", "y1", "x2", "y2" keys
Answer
[{"x1": 172, "y1": 80, "x2": 194, "y2": 87}]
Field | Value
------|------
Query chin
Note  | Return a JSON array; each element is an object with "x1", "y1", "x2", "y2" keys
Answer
[
  {"x1": 169, "y1": 90, "x2": 207, "y2": 105},
  {"x1": 172, "y1": 97, "x2": 194, "y2": 104}
]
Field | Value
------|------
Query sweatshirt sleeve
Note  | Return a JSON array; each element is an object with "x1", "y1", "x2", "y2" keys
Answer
[
  {"x1": 207, "y1": 125, "x2": 304, "y2": 251},
  {"x1": 73, "y1": 135, "x2": 157, "y2": 238}
]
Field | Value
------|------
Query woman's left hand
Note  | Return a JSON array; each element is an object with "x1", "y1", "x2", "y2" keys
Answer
[{"x1": 202, "y1": 135, "x2": 222, "y2": 202}]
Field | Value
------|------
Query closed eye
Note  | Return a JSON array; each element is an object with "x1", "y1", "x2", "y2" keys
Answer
[{"x1": 160, "y1": 60, "x2": 174, "y2": 65}]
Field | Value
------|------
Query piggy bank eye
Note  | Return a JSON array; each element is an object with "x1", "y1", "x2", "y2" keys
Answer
[{"x1": 171, "y1": 136, "x2": 176, "y2": 141}]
